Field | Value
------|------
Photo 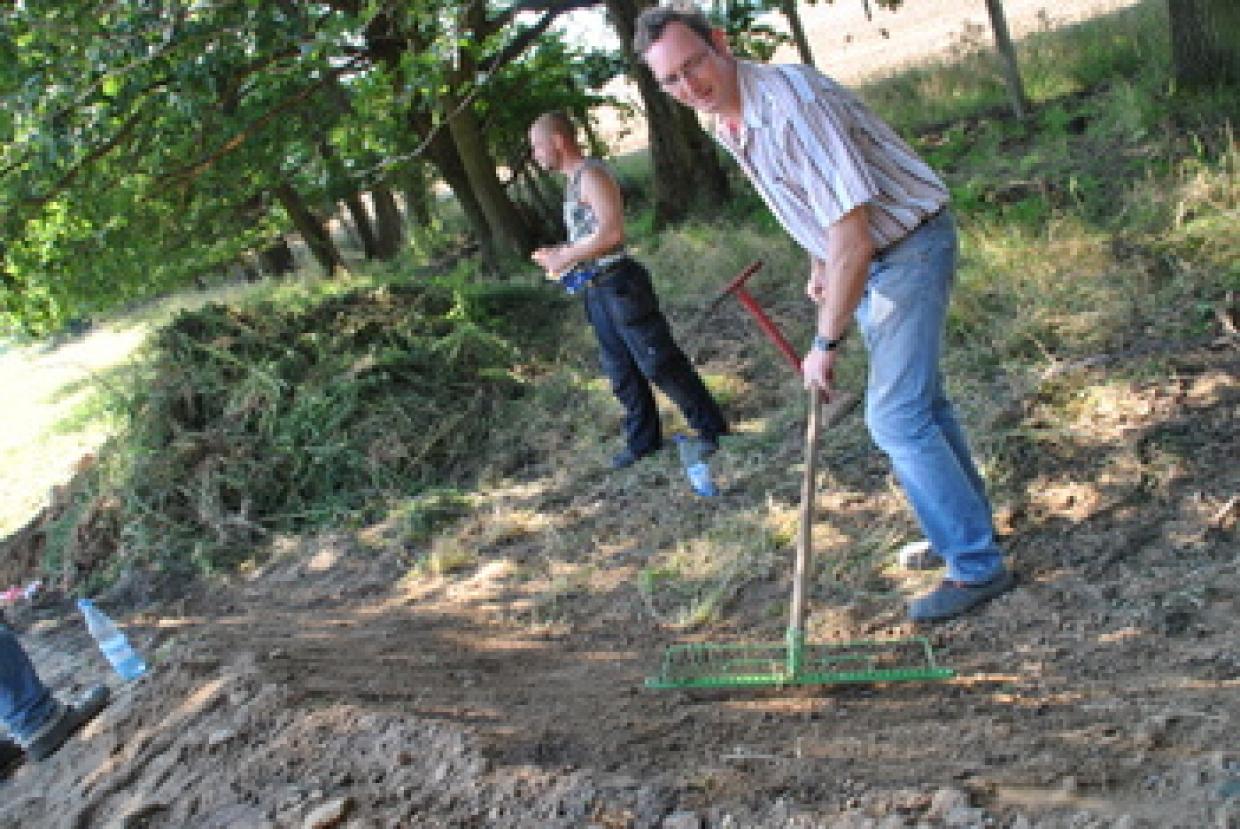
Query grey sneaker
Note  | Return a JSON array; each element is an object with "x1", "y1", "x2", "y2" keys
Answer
[
  {"x1": 908, "y1": 571, "x2": 1015, "y2": 623},
  {"x1": 897, "y1": 540, "x2": 944, "y2": 570},
  {"x1": 22, "y1": 684, "x2": 110, "y2": 762}
]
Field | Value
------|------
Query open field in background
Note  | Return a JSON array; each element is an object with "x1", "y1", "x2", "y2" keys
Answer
[{"x1": 595, "y1": 0, "x2": 1146, "y2": 154}]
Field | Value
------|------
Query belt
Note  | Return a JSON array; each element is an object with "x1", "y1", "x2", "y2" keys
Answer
[
  {"x1": 584, "y1": 255, "x2": 633, "y2": 289},
  {"x1": 875, "y1": 206, "x2": 947, "y2": 259}
]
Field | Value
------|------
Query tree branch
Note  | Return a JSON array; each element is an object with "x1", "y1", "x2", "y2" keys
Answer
[
  {"x1": 162, "y1": 58, "x2": 366, "y2": 184},
  {"x1": 22, "y1": 105, "x2": 149, "y2": 209},
  {"x1": 481, "y1": 0, "x2": 598, "y2": 74}
]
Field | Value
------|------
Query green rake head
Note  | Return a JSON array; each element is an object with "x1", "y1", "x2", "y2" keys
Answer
[{"x1": 646, "y1": 632, "x2": 953, "y2": 690}]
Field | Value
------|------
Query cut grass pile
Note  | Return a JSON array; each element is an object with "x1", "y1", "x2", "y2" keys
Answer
[{"x1": 39, "y1": 279, "x2": 572, "y2": 586}]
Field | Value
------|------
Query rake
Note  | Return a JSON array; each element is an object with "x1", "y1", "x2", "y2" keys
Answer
[{"x1": 646, "y1": 263, "x2": 954, "y2": 690}]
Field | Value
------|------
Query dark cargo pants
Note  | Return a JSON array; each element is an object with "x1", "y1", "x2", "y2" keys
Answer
[{"x1": 583, "y1": 258, "x2": 727, "y2": 457}]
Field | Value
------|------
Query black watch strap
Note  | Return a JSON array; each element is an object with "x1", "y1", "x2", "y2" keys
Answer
[{"x1": 812, "y1": 334, "x2": 842, "y2": 352}]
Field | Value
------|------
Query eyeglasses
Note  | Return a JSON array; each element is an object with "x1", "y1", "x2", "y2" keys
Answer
[{"x1": 655, "y1": 49, "x2": 711, "y2": 90}]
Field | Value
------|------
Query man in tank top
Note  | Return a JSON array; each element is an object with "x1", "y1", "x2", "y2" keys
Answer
[{"x1": 528, "y1": 111, "x2": 728, "y2": 470}]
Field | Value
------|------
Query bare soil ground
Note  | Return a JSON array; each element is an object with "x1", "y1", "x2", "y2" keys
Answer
[{"x1": 3, "y1": 3, "x2": 1239, "y2": 828}]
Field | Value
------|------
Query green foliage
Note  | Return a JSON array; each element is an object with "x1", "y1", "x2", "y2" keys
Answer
[
  {"x1": 45, "y1": 277, "x2": 568, "y2": 577},
  {"x1": 0, "y1": 0, "x2": 614, "y2": 335}
]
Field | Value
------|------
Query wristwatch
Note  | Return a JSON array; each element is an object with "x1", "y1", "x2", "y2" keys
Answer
[{"x1": 811, "y1": 334, "x2": 843, "y2": 352}]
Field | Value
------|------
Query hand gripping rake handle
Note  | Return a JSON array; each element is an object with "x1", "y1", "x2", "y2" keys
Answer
[{"x1": 710, "y1": 263, "x2": 857, "y2": 678}]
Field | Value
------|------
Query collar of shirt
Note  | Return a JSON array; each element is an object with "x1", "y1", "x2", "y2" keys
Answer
[{"x1": 712, "y1": 60, "x2": 766, "y2": 155}]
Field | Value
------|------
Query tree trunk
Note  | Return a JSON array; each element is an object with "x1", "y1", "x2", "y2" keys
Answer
[
  {"x1": 402, "y1": 164, "x2": 433, "y2": 228},
  {"x1": 371, "y1": 184, "x2": 404, "y2": 259},
  {"x1": 446, "y1": 100, "x2": 535, "y2": 260},
  {"x1": 781, "y1": 0, "x2": 816, "y2": 67},
  {"x1": 259, "y1": 237, "x2": 295, "y2": 276},
  {"x1": 342, "y1": 193, "x2": 379, "y2": 259},
  {"x1": 1168, "y1": 0, "x2": 1240, "y2": 88},
  {"x1": 522, "y1": 161, "x2": 564, "y2": 240},
  {"x1": 422, "y1": 121, "x2": 499, "y2": 266},
  {"x1": 984, "y1": 0, "x2": 1029, "y2": 120},
  {"x1": 273, "y1": 182, "x2": 346, "y2": 277},
  {"x1": 606, "y1": 0, "x2": 730, "y2": 228}
]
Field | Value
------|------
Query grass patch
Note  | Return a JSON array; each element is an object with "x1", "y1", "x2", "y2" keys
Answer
[{"x1": 37, "y1": 276, "x2": 573, "y2": 585}]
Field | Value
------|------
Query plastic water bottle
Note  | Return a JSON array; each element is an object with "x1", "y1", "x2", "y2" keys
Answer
[
  {"x1": 685, "y1": 461, "x2": 719, "y2": 497},
  {"x1": 77, "y1": 598, "x2": 147, "y2": 681},
  {"x1": 675, "y1": 434, "x2": 719, "y2": 497}
]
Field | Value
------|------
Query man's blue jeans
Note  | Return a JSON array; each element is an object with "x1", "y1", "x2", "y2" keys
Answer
[
  {"x1": 0, "y1": 623, "x2": 57, "y2": 743},
  {"x1": 855, "y1": 209, "x2": 1005, "y2": 584}
]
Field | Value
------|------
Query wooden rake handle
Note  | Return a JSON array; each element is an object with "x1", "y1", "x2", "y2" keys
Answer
[{"x1": 788, "y1": 387, "x2": 859, "y2": 635}]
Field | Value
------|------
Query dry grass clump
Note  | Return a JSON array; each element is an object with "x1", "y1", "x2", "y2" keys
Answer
[{"x1": 41, "y1": 279, "x2": 570, "y2": 584}]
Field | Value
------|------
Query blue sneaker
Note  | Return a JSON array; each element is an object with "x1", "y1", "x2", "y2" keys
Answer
[{"x1": 908, "y1": 571, "x2": 1015, "y2": 622}]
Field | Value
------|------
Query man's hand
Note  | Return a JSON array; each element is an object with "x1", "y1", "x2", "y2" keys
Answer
[
  {"x1": 531, "y1": 246, "x2": 570, "y2": 279},
  {"x1": 801, "y1": 347, "x2": 836, "y2": 395}
]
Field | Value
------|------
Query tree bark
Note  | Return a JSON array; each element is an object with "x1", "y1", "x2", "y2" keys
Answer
[
  {"x1": 1168, "y1": 0, "x2": 1240, "y2": 88},
  {"x1": 522, "y1": 161, "x2": 564, "y2": 239},
  {"x1": 273, "y1": 182, "x2": 346, "y2": 277},
  {"x1": 984, "y1": 0, "x2": 1029, "y2": 120},
  {"x1": 259, "y1": 237, "x2": 295, "y2": 276},
  {"x1": 446, "y1": 100, "x2": 535, "y2": 260},
  {"x1": 401, "y1": 164, "x2": 433, "y2": 228},
  {"x1": 371, "y1": 184, "x2": 404, "y2": 259},
  {"x1": 342, "y1": 193, "x2": 379, "y2": 259},
  {"x1": 422, "y1": 119, "x2": 499, "y2": 266},
  {"x1": 781, "y1": 0, "x2": 816, "y2": 67}
]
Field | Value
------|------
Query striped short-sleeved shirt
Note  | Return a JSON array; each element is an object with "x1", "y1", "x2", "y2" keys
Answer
[{"x1": 715, "y1": 61, "x2": 948, "y2": 258}]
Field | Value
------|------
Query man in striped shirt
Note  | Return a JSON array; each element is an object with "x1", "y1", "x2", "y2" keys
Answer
[{"x1": 635, "y1": 4, "x2": 1013, "y2": 622}]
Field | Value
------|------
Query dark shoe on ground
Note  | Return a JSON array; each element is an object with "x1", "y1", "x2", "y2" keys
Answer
[
  {"x1": 610, "y1": 446, "x2": 658, "y2": 470},
  {"x1": 897, "y1": 540, "x2": 944, "y2": 571},
  {"x1": 908, "y1": 570, "x2": 1015, "y2": 623},
  {"x1": 0, "y1": 739, "x2": 23, "y2": 779},
  {"x1": 22, "y1": 684, "x2": 110, "y2": 762}
]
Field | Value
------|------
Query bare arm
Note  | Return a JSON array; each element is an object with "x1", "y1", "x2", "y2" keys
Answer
[
  {"x1": 531, "y1": 164, "x2": 625, "y2": 276},
  {"x1": 803, "y1": 204, "x2": 875, "y2": 392}
]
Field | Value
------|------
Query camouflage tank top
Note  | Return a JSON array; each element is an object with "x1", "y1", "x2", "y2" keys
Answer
[{"x1": 564, "y1": 158, "x2": 626, "y2": 268}]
